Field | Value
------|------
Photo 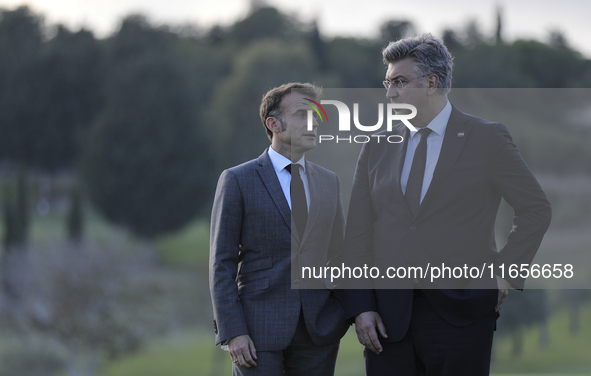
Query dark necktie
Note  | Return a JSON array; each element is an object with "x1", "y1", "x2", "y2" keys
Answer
[
  {"x1": 286, "y1": 164, "x2": 308, "y2": 237},
  {"x1": 405, "y1": 128, "x2": 432, "y2": 216}
]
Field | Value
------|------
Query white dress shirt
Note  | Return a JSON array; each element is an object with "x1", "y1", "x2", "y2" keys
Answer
[
  {"x1": 400, "y1": 101, "x2": 452, "y2": 203},
  {"x1": 267, "y1": 146, "x2": 310, "y2": 211}
]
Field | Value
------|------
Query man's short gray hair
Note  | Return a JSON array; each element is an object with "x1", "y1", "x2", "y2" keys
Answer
[{"x1": 382, "y1": 33, "x2": 453, "y2": 93}]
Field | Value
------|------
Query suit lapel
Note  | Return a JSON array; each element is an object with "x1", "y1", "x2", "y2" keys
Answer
[
  {"x1": 417, "y1": 106, "x2": 470, "y2": 217},
  {"x1": 256, "y1": 150, "x2": 292, "y2": 231}
]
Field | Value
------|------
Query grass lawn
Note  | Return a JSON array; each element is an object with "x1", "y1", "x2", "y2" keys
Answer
[
  {"x1": 101, "y1": 329, "x2": 232, "y2": 376},
  {"x1": 492, "y1": 302, "x2": 591, "y2": 374},
  {"x1": 155, "y1": 219, "x2": 210, "y2": 266},
  {"x1": 101, "y1": 304, "x2": 591, "y2": 376},
  {"x1": 101, "y1": 327, "x2": 365, "y2": 376}
]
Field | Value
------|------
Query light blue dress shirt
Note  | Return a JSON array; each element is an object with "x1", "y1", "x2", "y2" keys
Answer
[
  {"x1": 267, "y1": 146, "x2": 310, "y2": 211},
  {"x1": 400, "y1": 101, "x2": 452, "y2": 203}
]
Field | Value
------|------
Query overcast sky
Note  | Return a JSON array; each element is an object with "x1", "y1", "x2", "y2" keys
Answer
[{"x1": 1, "y1": 0, "x2": 590, "y2": 57}]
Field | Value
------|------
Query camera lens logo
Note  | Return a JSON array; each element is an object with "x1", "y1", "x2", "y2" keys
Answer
[{"x1": 303, "y1": 98, "x2": 328, "y2": 122}]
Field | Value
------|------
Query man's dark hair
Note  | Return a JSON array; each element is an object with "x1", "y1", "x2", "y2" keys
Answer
[
  {"x1": 260, "y1": 82, "x2": 321, "y2": 140},
  {"x1": 382, "y1": 33, "x2": 453, "y2": 93}
]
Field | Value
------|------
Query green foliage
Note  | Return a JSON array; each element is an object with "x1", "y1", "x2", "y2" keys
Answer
[
  {"x1": 326, "y1": 37, "x2": 383, "y2": 87},
  {"x1": 226, "y1": 6, "x2": 299, "y2": 45},
  {"x1": 1, "y1": 3, "x2": 591, "y2": 185},
  {"x1": 2, "y1": 169, "x2": 29, "y2": 248},
  {"x1": 0, "y1": 6, "x2": 41, "y2": 57},
  {"x1": 30, "y1": 26, "x2": 104, "y2": 170},
  {"x1": 14, "y1": 168, "x2": 28, "y2": 245},
  {"x1": 67, "y1": 184, "x2": 84, "y2": 242},
  {"x1": 453, "y1": 40, "x2": 591, "y2": 88},
  {"x1": 2, "y1": 191, "x2": 17, "y2": 250},
  {"x1": 308, "y1": 22, "x2": 329, "y2": 71},
  {"x1": 79, "y1": 17, "x2": 215, "y2": 238},
  {"x1": 0, "y1": 6, "x2": 43, "y2": 167},
  {"x1": 380, "y1": 20, "x2": 415, "y2": 43},
  {"x1": 206, "y1": 38, "x2": 328, "y2": 168},
  {"x1": 0, "y1": 8, "x2": 103, "y2": 170},
  {"x1": 449, "y1": 89, "x2": 591, "y2": 175}
]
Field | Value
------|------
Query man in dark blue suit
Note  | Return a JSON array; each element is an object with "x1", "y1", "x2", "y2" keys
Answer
[
  {"x1": 343, "y1": 34, "x2": 552, "y2": 375},
  {"x1": 210, "y1": 83, "x2": 347, "y2": 375}
]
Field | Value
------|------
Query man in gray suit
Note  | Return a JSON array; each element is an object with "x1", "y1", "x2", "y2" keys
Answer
[{"x1": 210, "y1": 82, "x2": 347, "y2": 375}]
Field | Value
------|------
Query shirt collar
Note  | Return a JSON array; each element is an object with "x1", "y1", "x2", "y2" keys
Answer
[
  {"x1": 410, "y1": 100, "x2": 452, "y2": 138},
  {"x1": 268, "y1": 146, "x2": 306, "y2": 174}
]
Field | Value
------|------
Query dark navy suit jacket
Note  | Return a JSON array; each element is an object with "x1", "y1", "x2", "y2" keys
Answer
[{"x1": 343, "y1": 106, "x2": 552, "y2": 342}]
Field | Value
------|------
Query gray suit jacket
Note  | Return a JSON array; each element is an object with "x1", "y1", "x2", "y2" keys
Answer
[{"x1": 210, "y1": 149, "x2": 347, "y2": 351}]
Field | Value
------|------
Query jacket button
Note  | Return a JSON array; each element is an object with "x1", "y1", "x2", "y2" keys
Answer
[{"x1": 410, "y1": 226, "x2": 416, "y2": 230}]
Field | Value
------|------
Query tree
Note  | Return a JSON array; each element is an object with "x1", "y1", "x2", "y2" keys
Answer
[
  {"x1": 226, "y1": 6, "x2": 299, "y2": 45},
  {"x1": 442, "y1": 29, "x2": 463, "y2": 52},
  {"x1": 495, "y1": 6, "x2": 503, "y2": 44},
  {"x1": 67, "y1": 184, "x2": 84, "y2": 243},
  {"x1": 29, "y1": 25, "x2": 104, "y2": 171},
  {"x1": 325, "y1": 37, "x2": 383, "y2": 88},
  {"x1": 2, "y1": 189, "x2": 20, "y2": 299},
  {"x1": 463, "y1": 20, "x2": 484, "y2": 47},
  {"x1": 380, "y1": 20, "x2": 415, "y2": 43},
  {"x1": 498, "y1": 290, "x2": 549, "y2": 358},
  {"x1": 560, "y1": 289, "x2": 591, "y2": 335},
  {"x1": 79, "y1": 16, "x2": 215, "y2": 238},
  {"x1": 205, "y1": 39, "x2": 326, "y2": 168},
  {"x1": 1, "y1": 168, "x2": 30, "y2": 300},
  {"x1": 308, "y1": 21, "x2": 328, "y2": 71},
  {"x1": 0, "y1": 8, "x2": 103, "y2": 171},
  {"x1": 0, "y1": 6, "x2": 43, "y2": 166},
  {"x1": 548, "y1": 30, "x2": 568, "y2": 48},
  {"x1": 451, "y1": 39, "x2": 591, "y2": 88}
]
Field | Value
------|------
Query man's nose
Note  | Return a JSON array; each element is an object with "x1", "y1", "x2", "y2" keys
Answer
[
  {"x1": 308, "y1": 113, "x2": 319, "y2": 129},
  {"x1": 306, "y1": 114, "x2": 318, "y2": 131},
  {"x1": 312, "y1": 116, "x2": 319, "y2": 128},
  {"x1": 386, "y1": 86, "x2": 398, "y2": 100}
]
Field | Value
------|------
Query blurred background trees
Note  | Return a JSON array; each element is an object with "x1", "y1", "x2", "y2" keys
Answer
[
  {"x1": 79, "y1": 16, "x2": 215, "y2": 239},
  {"x1": 2, "y1": 5, "x2": 591, "y2": 181},
  {"x1": 1, "y1": 3, "x2": 591, "y2": 375}
]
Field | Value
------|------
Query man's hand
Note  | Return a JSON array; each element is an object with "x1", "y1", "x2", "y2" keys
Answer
[
  {"x1": 228, "y1": 334, "x2": 257, "y2": 368},
  {"x1": 355, "y1": 311, "x2": 388, "y2": 354},
  {"x1": 496, "y1": 276, "x2": 511, "y2": 312}
]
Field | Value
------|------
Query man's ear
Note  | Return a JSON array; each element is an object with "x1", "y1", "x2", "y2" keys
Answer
[
  {"x1": 266, "y1": 117, "x2": 281, "y2": 134},
  {"x1": 426, "y1": 74, "x2": 440, "y2": 94}
]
